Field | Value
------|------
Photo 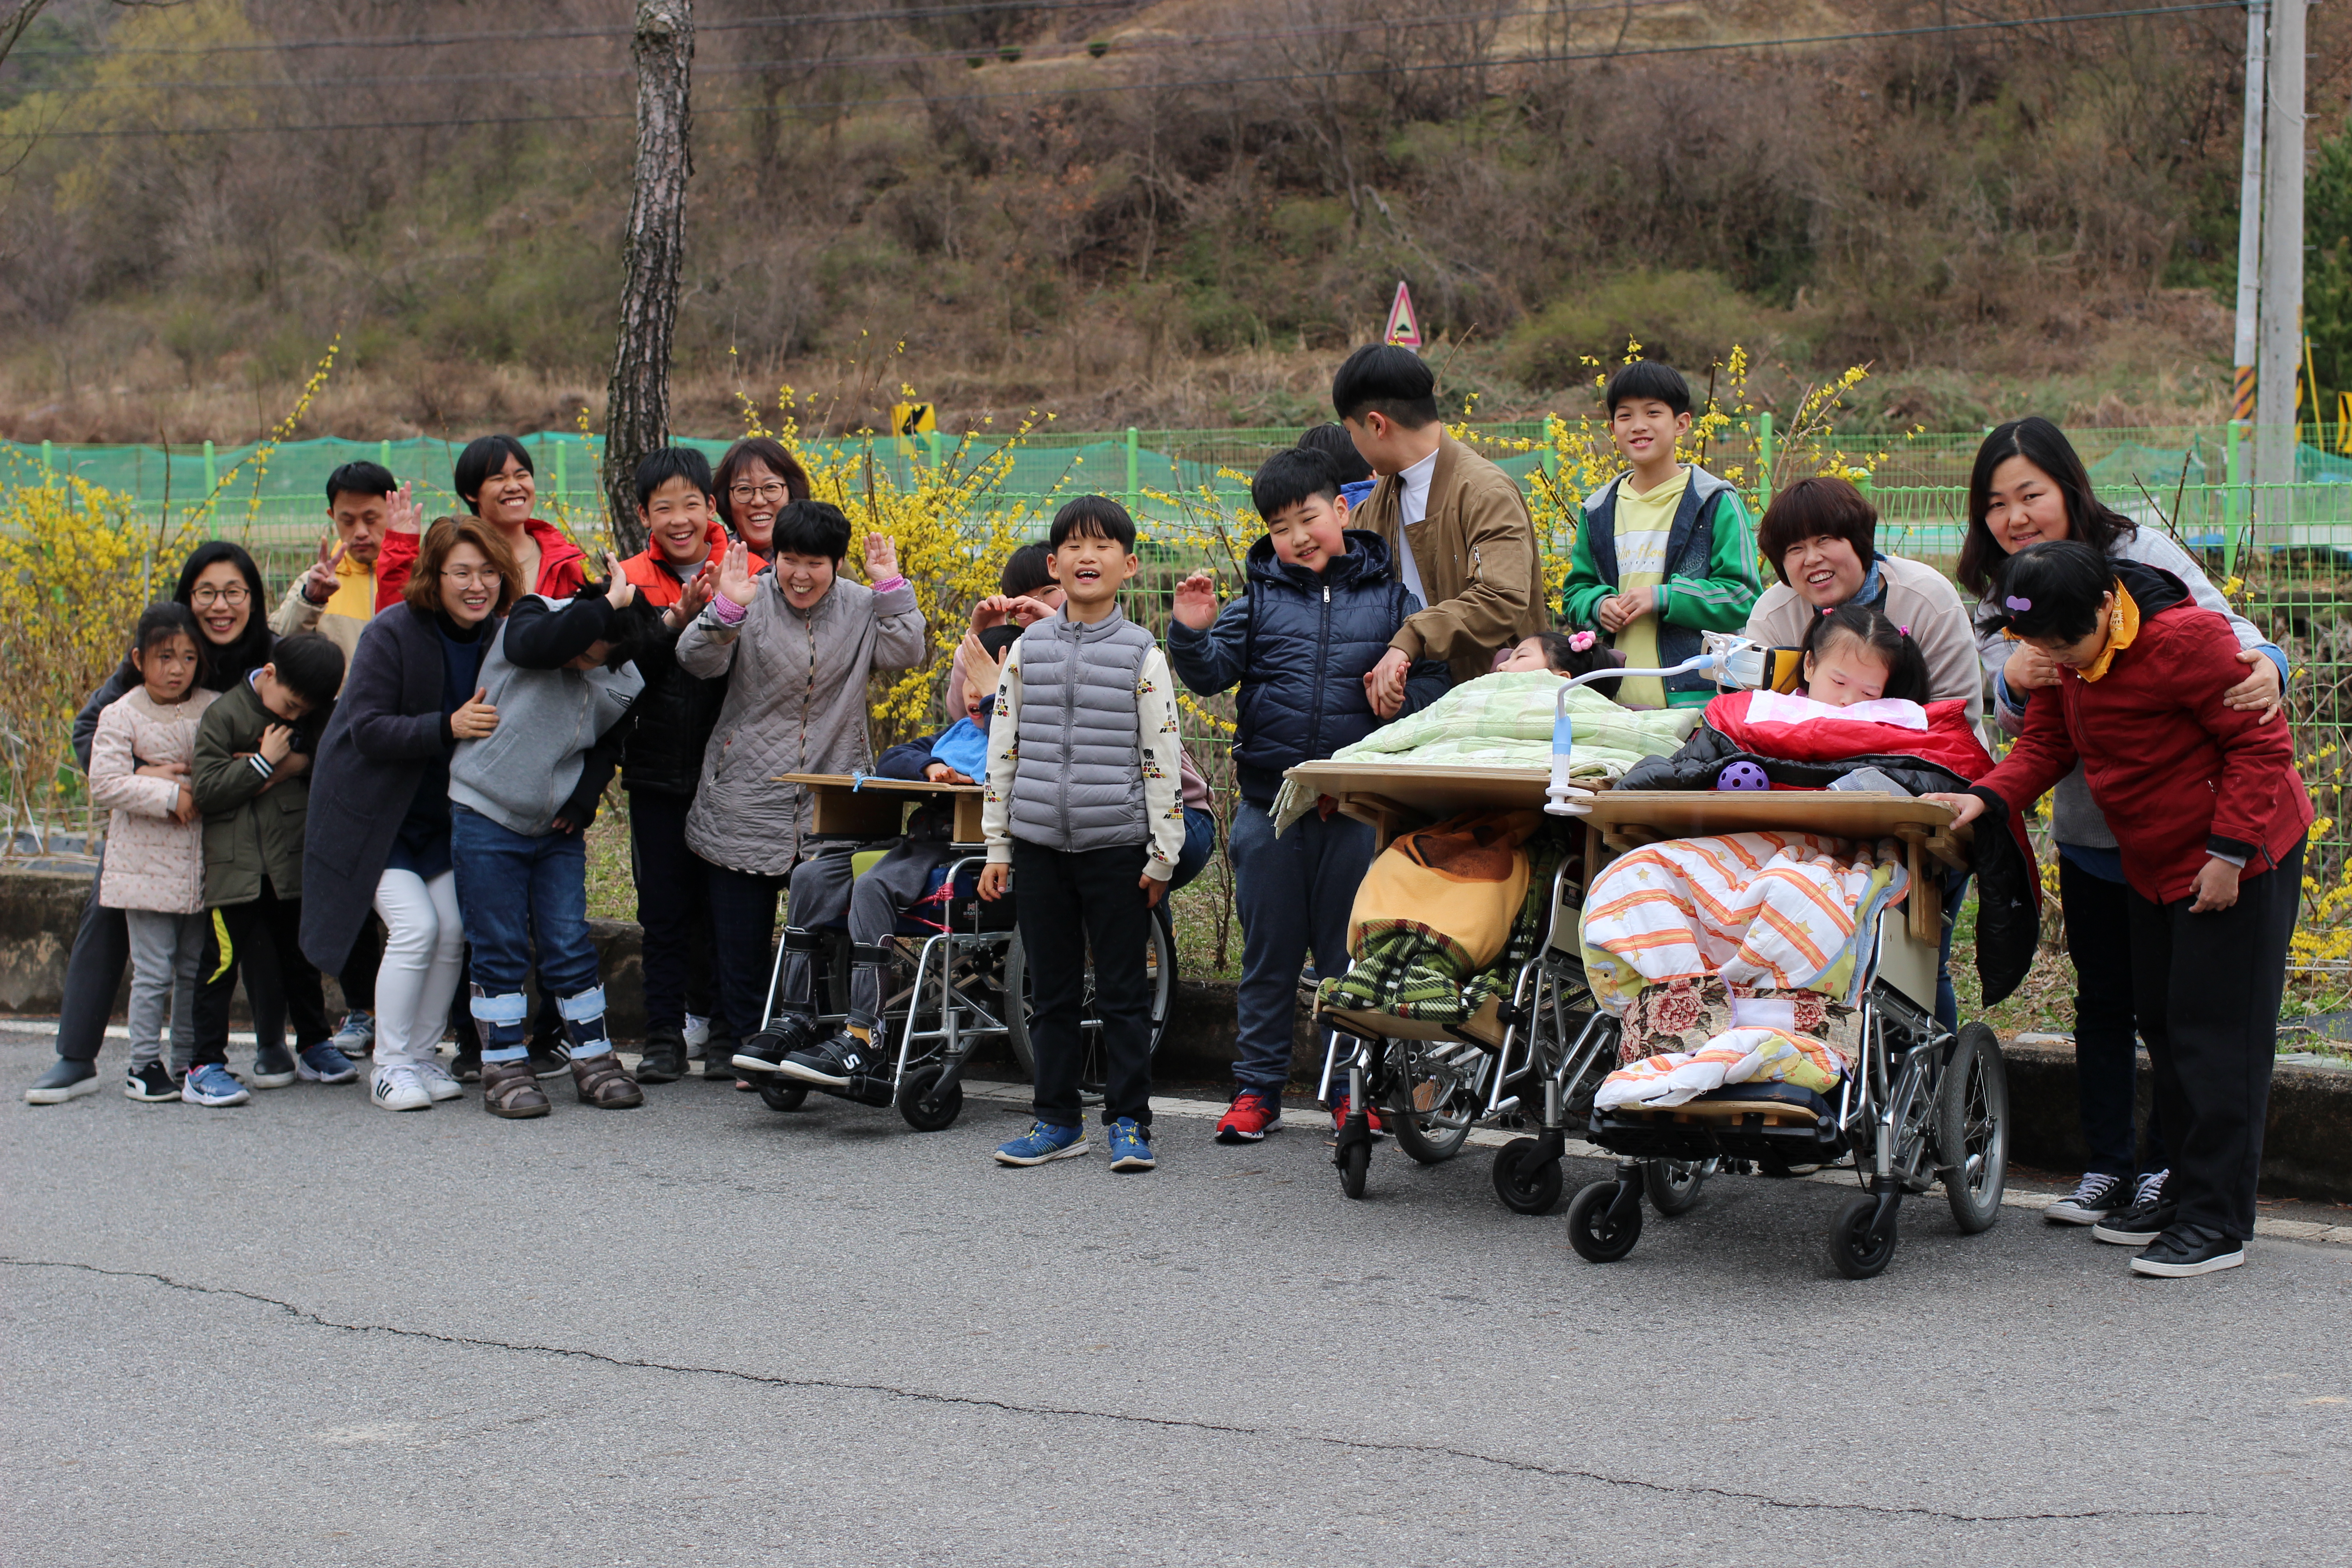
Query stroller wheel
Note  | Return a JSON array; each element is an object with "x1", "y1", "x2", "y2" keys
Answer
[
  {"x1": 1565, "y1": 1179, "x2": 1642, "y2": 1263},
  {"x1": 896, "y1": 1064, "x2": 963, "y2": 1132},
  {"x1": 758, "y1": 1081, "x2": 810, "y2": 1114},
  {"x1": 1337, "y1": 1139, "x2": 1371, "y2": 1200},
  {"x1": 1642, "y1": 1158, "x2": 1710, "y2": 1217},
  {"x1": 1828, "y1": 1193, "x2": 1899, "y2": 1279},
  {"x1": 1490, "y1": 1137, "x2": 1564, "y2": 1215}
]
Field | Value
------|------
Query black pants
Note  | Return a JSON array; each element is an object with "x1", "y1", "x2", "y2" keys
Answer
[
  {"x1": 59, "y1": 849, "x2": 286, "y2": 1063},
  {"x1": 704, "y1": 858, "x2": 791, "y2": 1041},
  {"x1": 1012, "y1": 838, "x2": 1154, "y2": 1129},
  {"x1": 193, "y1": 882, "x2": 329, "y2": 1067},
  {"x1": 2059, "y1": 856, "x2": 2167, "y2": 1180},
  {"x1": 629, "y1": 790, "x2": 716, "y2": 1034},
  {"x1": 2125, "y1": 845, "x2": 2299, "y2": 1241},
  {"x1": 339, "y1": 913, "x2": 382, "y2": 1016}
]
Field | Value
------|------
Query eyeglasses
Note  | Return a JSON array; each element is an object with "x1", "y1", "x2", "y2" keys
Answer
[
  {"x1": 190, "y1": 586, "x2": 250, "y2": 608},
  {"x1": 441, "y1": 568, "x2": 500, "y2": 587},
  {"x1": 730, "y1": 482, "x2": 789, "y2": 503}
]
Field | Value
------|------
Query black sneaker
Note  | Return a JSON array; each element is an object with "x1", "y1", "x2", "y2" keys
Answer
[
  {"x1": 124, "y1": 1062, "x2": 180, "y2": 1102},
  {"x1": 2092, "y1": 1171, "x2": 2174, "y2": 1245},
  {"x1": 24, "y1": 1058, "x2": 100, "y2": 1104},
  {"x1": 528, "y1": 1039, "x2": 572, "y2": 1080},
  {"x1": 635, "y1": 1024, "x2": 686, "y2": 1085},
  {"x1": 732, "y1": 1014, "x2": 824, "y2": 1076},
  {"x1": 777, "y1": 1030, "x2": 878, "y2": 1090},
  {"x1": 250, "y1": 1041, "x2": 299, "y2": 1089},
  {"x1": 451, "y1": 1047, "x2": 482, "y2": 1083},
  {"x1": 2045, "y1": 1171, "x2": 2129, "y2": 1226},
  {"x1": 2131, "y1": 1223, "x2": 2245, "y2": 1278}
]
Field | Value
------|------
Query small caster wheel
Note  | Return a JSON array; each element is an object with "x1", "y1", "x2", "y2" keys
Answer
[
  {"x1": 758, "y1": 1081, "x2": 809, "y2": 1114},
  {"x1": 1642, "y1": 1158, "x2": 1708, "y2": 1217},
  {"x1": 1491, "y1": 1137, "x2": 1565, "y2": 1215},
  {"x1": 896, "y1": 1064, "x2": 962, "y2": 1132},
  {"x1": 1828, "y1": 1193, "x2": 1899, "y2": 1279},
  {"x1": 1338, "y1": 1139, "x2": 1371, "y2": 1200},
  {"x1": 1565, "y1": 1179, "x2": 1642, "y2": 1263}
]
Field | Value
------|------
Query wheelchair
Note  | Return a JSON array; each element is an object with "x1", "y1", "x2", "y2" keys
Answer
[
  {"x1": 746, "y1": 841, "x2": 1176, "y2": 1132},
  {"x1": 1318, "y1": 850, "x2": 1705, "y2": 1213}
]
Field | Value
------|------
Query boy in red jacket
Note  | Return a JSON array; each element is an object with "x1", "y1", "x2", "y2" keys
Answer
[{"x1": 1931, "y1": 541, "x2": 2308, "y2": 1280}]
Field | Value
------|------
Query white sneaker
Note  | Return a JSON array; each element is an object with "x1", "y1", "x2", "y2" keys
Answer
[
  {"x1": 411, "y1": 1058, "x2": 465, "y2": 1103},
  {"x1": 369, "y1": 1063, "x2": 432, "y2": 1112},
  {"x1": 682, "y1": 1014, "x2": 712, "y2": 1050}
]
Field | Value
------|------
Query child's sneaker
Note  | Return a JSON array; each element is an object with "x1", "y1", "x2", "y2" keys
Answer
[
  {"x1": 250, "y1": 1042, "x2": 299, "y2": 1089},
  {"x1": 779, "y1": 1030, "x2": 878, "y2": 1091},
  {"x1": 1215, "y1": 1089, "x2": 1282, "y2": 1143},
  {"x1": 733, "y1": 1013, "x2": 825, "y2": 1076},
  {"x1": 297, "y1": 1041, "x2": 360, "y2": 1084},
  {"x1": 411, "y1": 1058, "x2": 465, "y2": 1102},
  {"x1": 2044, "y1": 1171, "x2": 2127, "y2": 1226},
  {"x1": 24, "y1": 1058, "x2": 100, "y2": 1104},
  {"x1": 994, "y1": 1121, "x2": 1089, "y2": 1166},
  {"x1": 451, "y1": 1046, "x2": 482, "y2": 1083},
  {"x1": 370, "y1": 1063, "x2": 433, "y2": 1112},
  {"x1": 181, "y1": 1064, "x2": 251, "y2": 1107},
  {"x1": 1327, "y1": 1094, "x2": 1388, "y2": 1143},
  {"x1": 124, "y1": 1061, "x2": 180, "y2": 1102},
  {"x1": 1106, "y1": 1117, "x2": 1156, "y2": 1172},
  {"x1": 328, "y1": 1009, "x2": 374, "y2": 1058}
]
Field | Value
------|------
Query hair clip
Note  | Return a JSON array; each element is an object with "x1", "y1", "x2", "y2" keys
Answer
[
  {"x1": 2004, "y1": 595, "x2": 2032, "y2": 612},
  {"x1": 1568, "y1": 630, "x2": 1597, "y2": 652}
]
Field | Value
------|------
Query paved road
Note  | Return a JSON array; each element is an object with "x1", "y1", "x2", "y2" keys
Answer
[{"x1": 5, "y1": 1027, "x2": 2348, "y2": 1568}]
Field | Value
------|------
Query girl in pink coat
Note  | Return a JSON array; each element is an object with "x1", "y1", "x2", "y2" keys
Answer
[{"x1": 87, "y1": 604, "x2": 219, "y2": 1102}]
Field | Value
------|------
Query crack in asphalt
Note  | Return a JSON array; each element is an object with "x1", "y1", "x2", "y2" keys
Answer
[{"x1": 6, "y1": 1255, "x2": 2205, "y2": 1527}]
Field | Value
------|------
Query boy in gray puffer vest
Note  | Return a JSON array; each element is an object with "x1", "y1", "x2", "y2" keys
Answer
[
  {"x1": 978, "y1": 497, "x2": 1187, "y2": 1173},
  {"x1": 449, "y1": 568, "x2": 648, "y2": 1120}
]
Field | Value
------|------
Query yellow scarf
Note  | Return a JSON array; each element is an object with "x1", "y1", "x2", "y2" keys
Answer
[{"x1": 2076, "y1": 583, "x2": 2141, "y2": 683}]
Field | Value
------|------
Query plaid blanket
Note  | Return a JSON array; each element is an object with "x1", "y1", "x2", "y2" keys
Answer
[{"x1": 1320, "y1": 825, "x2": 1572, "y2": 1024}]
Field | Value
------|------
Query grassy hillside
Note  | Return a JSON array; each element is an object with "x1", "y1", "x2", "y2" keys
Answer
[{"x1": 0, "y1": 0, "x2": 2345, "y2": 443}]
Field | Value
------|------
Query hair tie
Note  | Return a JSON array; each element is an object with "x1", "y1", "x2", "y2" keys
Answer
[
  {"x1": 1568, "y1": 630, "x2": 1597, "y2": 652},
  {"x1": 1896, "y1": 625, "x2": 1910, "y2": 636},
  {"x1": 2004, "y1": 595, "x2": 2031, "y2": 612}
]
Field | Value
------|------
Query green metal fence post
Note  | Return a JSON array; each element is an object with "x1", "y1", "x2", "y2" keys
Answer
[
  {"x1": 2225, "y1": 421, "x2": 2243, "y2": 580},
  {"x1": 927, "y1": 428, "x2": 944, "y2": 471},
  {"x1": 555, "y1": 440, "x2": 568, "y2": 509},
  {"x1": 1756, "y1": 413, "x2": 1774, "y2": 511},
  {"x1": 202, "y1": 440, "x2": 216, "y2": 494},
  {"x1": 40, "y1": 440, "x2": 54, "y2": 480},
  {"x1": 1126, "y1": 426, "x2": 1140, "y2": 513},
  {"x1": 1541, "y1": 415, "x2": 1558, "y2": 485},
  {"x1": 378, "y1": 439, "x2": 392, "y2": 473}
]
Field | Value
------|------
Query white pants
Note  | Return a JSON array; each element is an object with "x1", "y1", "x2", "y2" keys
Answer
[
  {"x1": 371, "y1": 869, "x2": 464, "y2": 1067},
  {"x1": 122, "y1": 908, "x2": 205, "y2": 1071}
]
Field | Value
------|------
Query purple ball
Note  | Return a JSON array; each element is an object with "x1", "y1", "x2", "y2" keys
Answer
[{"x1": 1716, "y1": 761, "x2": 1770, "y2": 792}]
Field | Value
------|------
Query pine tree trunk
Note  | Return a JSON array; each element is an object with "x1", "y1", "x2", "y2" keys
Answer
[{"x1": 602, "y1": 0, "x2": 694, "y2": 556}]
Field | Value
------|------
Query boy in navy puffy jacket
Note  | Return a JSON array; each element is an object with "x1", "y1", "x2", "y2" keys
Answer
[{"x1": 1167, "y1": 448, "x2": 1450, "y2": 1142}]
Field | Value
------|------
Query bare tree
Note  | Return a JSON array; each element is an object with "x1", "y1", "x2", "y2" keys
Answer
[{"x1": 603, "y1": 0, "x2": 695, "y2": 554}]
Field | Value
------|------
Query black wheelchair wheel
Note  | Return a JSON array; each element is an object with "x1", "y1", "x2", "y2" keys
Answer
[
  {"x1": 1936, "y1": 1023, "x2": 2009, "y2": 1235},
  {"x1": 1383, "y1": 1040, "x2": 1479, "y2": 1166},
  {"x1": 896, "y1": 1063, "x2": 963, "y2": 1133},
  {"x1": 1828, "y1": 1194, "x2": 1899, "y2": 1279},
  {"x1": 1490, "y1": 1137, "x2": 1565, "y2": 1215},
  {"x1": 1642, "y1": 1158, "x2": 1709, "y2": 1217},
  {"x1": 1337, "y1": 1139, "x2": 1371, "y2": 1200},
  {"x1": 758, "y1": 1081, "x2": 809, "y2": 1114},
  {"x1": 1565, "y1": 1179, "x2": 1642, "y2": 1262}
]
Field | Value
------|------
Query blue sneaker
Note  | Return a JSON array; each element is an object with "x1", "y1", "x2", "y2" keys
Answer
[
  {"x1": 298, "y1": 1041, "x2": 360, "y2": 1084},
  {"x1": 328, "y1": 1009, "x2": 374, "y2": 1058},
  {"x1": 1106, "y1": 1117, "x2": 1156, "y2": 1172},
  {"x1": 994, "y1": 1121, "x2": 1088, "y2": 1166},
  {"x1": 181, "y1": 1064, "x2": 251, "y2": 1107}
]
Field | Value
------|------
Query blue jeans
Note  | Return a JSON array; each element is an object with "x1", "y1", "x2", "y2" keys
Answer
[
  {"x1": 1936, "y1": 866, "x2": 1968, "y2": 1038},
  {"x1": 1169, "y1": 806, "x2": 1218, "y2": 895},
  {"x1": 1228, "y1": 800, "x2": 1374, "y2": 1095},
  {"x1": 450, "y1": 806, "x2": 606, "y2": 1058}
]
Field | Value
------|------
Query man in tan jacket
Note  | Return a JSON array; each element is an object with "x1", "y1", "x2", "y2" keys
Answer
[{"x1": 1334, "y1": 344, "x2": 1544, "y2": 701}]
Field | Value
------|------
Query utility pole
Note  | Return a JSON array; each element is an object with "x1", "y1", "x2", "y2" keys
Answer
[
  {"x1": 2254, "y1": 0, "x2": 2306, "y2": 544},
  {"x1": 603, "y1": 0, "x2": 695, "y2": 557},
  {"x1": 2233, "y1": 0, "x2": 2268, "y2": 425}
]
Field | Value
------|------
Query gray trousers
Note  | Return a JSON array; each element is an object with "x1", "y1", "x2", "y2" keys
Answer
[
  {"x1": 122, "y1": 908, "x2": 205, "y2": 1073},
  {"x1": 781, "y1": 839, "x2": 954, "y2": 1025}
]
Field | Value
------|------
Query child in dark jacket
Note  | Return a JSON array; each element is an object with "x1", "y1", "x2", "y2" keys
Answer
[
  {"x1": 1167, "y1": 447, "x2": 1450, "y2": 1143},
  {"x1": 183, "y1": 632, "x2": 347, "y2": 1107},
  {"x1": 450, "y1": 569, "x2": 649, "y2": 1119}
]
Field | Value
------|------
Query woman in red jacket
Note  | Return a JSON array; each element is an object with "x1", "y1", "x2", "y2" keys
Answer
[
  {"x1": 1931, "y1": 541, "x2": 2309, "y2": 1279},
  {"x1": 375, "y1": 435, "x2": 589, "y2": 608}
]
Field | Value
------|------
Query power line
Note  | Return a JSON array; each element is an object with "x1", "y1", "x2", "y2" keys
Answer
[{"x1": 17, "y1": 3, "x2": 2245, "y2": 140}]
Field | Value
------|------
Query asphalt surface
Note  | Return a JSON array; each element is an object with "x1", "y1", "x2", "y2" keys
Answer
[{"x1": 5, "y1": 1026, "x2": 2349, "y2": 1568}]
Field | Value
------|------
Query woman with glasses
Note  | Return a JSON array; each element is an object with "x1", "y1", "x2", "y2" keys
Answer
[
  {"x1": 713, "y1": 436, "x2": 811, "y2": 561},
  {"x1": 28, "y1": 543, "x2": 314, "y2": 1102},
  {"x1": 301, "y1": 518, "x2": 521, "y2": 1113}
]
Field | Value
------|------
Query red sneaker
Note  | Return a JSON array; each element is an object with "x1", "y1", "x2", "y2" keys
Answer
[
  {"x1": 1329, "y1": 1095, "x2": 1387, "y2": 1139},
  {"x1": 1215, "y1": 1089, "x2": 1284, "y2": 1143}
]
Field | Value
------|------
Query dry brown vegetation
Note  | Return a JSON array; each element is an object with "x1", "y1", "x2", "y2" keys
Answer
[{"x1": 1, "y1": 0, "x2": 2346, "y2": 444}]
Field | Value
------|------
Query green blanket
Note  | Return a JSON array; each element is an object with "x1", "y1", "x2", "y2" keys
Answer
[{"x1": 1271, "y1": 673, "x2": 1700, "y2": 831}]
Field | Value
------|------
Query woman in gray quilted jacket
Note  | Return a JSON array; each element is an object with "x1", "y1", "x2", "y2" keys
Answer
[{"x1": 676, "y1": 500, "x2": 926, "y2": 1050}]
